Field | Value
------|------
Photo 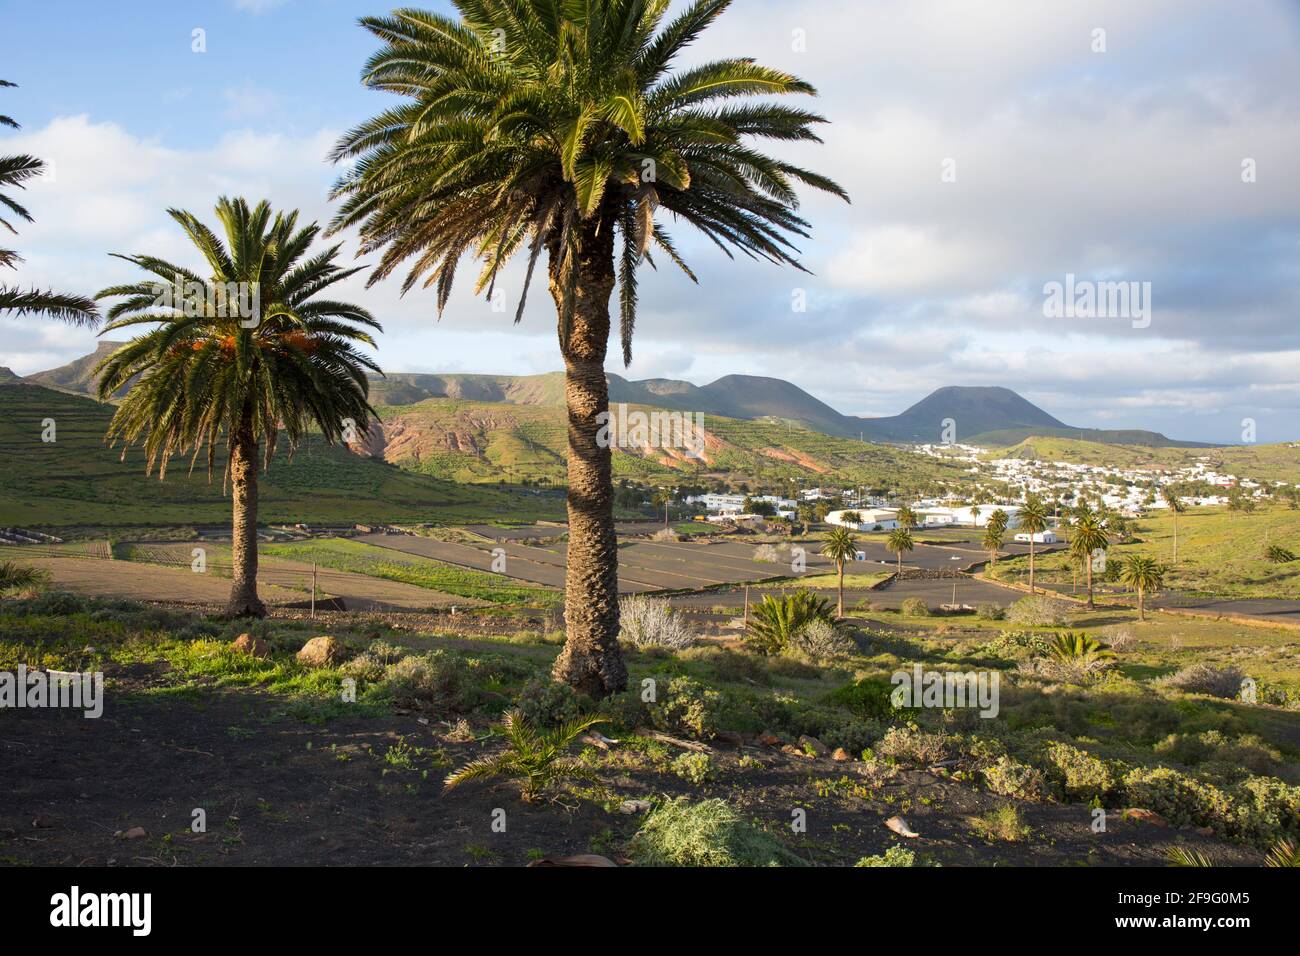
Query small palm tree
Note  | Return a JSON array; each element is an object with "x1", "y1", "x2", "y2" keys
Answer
[
  {"x1": 0, "y1": 560, "x2": 49, "y2": 594},
  {"x1": 330, "y1": 2, "x2": 846, "y2": 697},
  {"x1": 1018, "y1": 496, "x2": 1050, "y2": 594},
  {"x1": 885, "y1": 526, "x2": 914, "y2": 575},
  {"x1": 444, "y1": 709, "x2": 605, "y2": 803},
  {"x1": 1162, "y1": 488, "x2": 1186, "y2": 564},
  {"x1": 745, "y1": 590, "x2": 836, "y2": 655},
  {"x1": 1068, "y1": 512, "x2": 1109, "y2": 609},
  {"x1": 896, "y1": 505, "x2": 918, "y2": 530},
  {"x1": 94, "y1": 197, "x2": 382, "y2": 617},
  {"x1": 1048, "y1": 632, "x2": 1114, "y2": 663},
  {"x1": 1119, "y1": 554, "x2": 1164, "y2": 622},
  {"x1": 1265, "y1": 839, "x2": 1300, "y2": 867},
  {"x1": 821, "y1": 525, "x2": 857, "y2": 617},
  {"x1": 982, "y1": 525, "x2": 1004, "y2": 565},
  {"x1": 0, "y1": 81, "x2": 98, "y2": 325}
]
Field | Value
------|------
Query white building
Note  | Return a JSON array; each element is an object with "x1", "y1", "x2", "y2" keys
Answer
[
  {"x1": 826, "y1": 508, "x2": 901, "y2": 531},
  {"x1": 1014, "y1": 530, "x2": 1057, "y2": 544}
]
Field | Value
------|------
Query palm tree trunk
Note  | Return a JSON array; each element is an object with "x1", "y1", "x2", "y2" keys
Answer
[
  {"x1": 1172, "y1": 514, "x2": 1178, "y2": 564},
  {"x1": 1028, "y1": 541, "x2": 1036, "y2": 594},
  {"x1": 837, "y1": 561, "x2": 844, "y2": 618},
  {"x1": 1137, "y1": 586, "x2": 1146, "y2": 621},
  {"x1": 226, "y1": 419, "x2": 266, "y2": 618},
  {"x1": 1085, "y1": 561, "x2": 1094, "y2": 609},
  {"x1": 548, "y1": 216, "x2": 628, "y2": 698}
]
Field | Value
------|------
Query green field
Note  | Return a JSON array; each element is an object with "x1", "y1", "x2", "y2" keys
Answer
[
  {"x1": 0, "y1": 383, "x2": 565, "y2": 528},
  {"x1": 989, "y1": 504, "x2": 1300, "y2": 599},
  {"x1": 262, "y1": 537, "x2": 560, "y2": 606}
]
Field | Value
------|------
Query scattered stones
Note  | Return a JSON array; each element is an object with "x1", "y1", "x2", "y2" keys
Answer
[
  {"x1": 30, "y1": 814, "x2": 56, "y2": 829},
  {"x1": 758, "y1": 731, "x2": 781, "y2": 747},
  {"x1": 296, "y1": 636, "x2": 346, "y2": 668},
  {"x1": 831, "y1": 747, "x2": 851, "y2": 762},
  {"x1": 885, "y1": 815, "x2": 920, "y2": 838},
  {"x1": 230, "y1": 633, "x2": 270, "y2": 658},
  {"x1": 116, "y1": 826, "x2": 148, "y2": 840},
  {"x1": 780, "y1": 744, "x2": 812, "y2": 759},
  {"x1": 619, "y1": 799, "x2": 652, "y2": 815}
]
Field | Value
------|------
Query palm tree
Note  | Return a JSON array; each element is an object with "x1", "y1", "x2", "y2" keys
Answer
[
  {"x1": 0, "y1": 81, "x2": 98, "y2": 325},
  {"x1": 1119, "y1": 554, "x2": 1164, "y2": 622},
  {"x1": 986, "y1": 508, "x2": 1009, "y2": 535},
  {"x1": 652, "y1": 486, "x2": 673, "y2": 528},
  {"x1": 94, "y1": 198, "x2": 381, "y2": 618},
  {"x1": 0, "y1": 560, "x2": 49, "y2": 594},
  {"x1": 821, "y1": 525, "x2": 857, "y2": 617},
  {"x1": 1018, "y1": 496, "x2": 1049, "y2": 594},
  {"x1": 1162, "y1": 488, "x2": 1185, "y2": 564},
  {"x1": 1068, "y1": 512, "x2": 1109, "y2": 609},
  {"x1": 982, "y1": 525, "x2": 1004, "y2": 566},
  {"x1": 329, "y1": 2, "x2": 845, "y2": 697},
  {"x1": 896, "y1": 504, "x2": 918, "y2": 530},
  {"x1": 885, "y1": 526, "x2": 914, "y2": 575}
]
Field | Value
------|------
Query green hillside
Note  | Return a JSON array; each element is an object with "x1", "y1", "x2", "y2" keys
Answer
[
  {"x1": 374, "y1": 396, "x2": 970, "y2": 492},
  {"x1": 987, "y1": 435, "x2": 1300, "y2": 484},
  {"x1": 0, "y1": 383, "x2": 564, "y2": 528}
]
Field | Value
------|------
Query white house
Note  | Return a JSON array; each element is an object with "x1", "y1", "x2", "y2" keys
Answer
[
  {"x1": 826, "y1": 508, "x2": 900, "y2": 531},
  {"x1": 1014, "y1": 530, "x2": 1057, "y2": 544}
]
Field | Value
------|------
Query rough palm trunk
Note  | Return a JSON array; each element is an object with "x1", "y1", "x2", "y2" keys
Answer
[
  {"x1": 226, "y1": 418, "x2": 266, "y2": 618},
  {"x1": 1085, "y1": 561, "x2": 1094, "y2": 609},
  {"x1": 548, "y1": 215, "x2": 628, "y2": 698},
  {"x1": 836, "y1": 561, "x2": 844, "y2": 618},
  {"x1": 1028, "y1": 541, "x2": 1037, "y2": 594}
]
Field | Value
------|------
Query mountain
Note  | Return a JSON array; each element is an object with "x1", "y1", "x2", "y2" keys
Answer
[
  {"x1": 29, "y1": 346, "x2": 1209, "y2": 446},
  {"x1": 24, "y1": 340, "x2": 130, "y2": 397},
  {"x1": 0, "y1": 367, "x2": 24, "y2": 384}
]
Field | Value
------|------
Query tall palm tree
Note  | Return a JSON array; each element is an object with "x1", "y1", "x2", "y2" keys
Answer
[
  {"x1": 1068, "y1": 511, "x2": 1109, "y2": 610},
  {"x1": 1018, "y1": 496, "x2": 1049, "y2": 594},
  {"x1": 329, "y1": 2, "x2": 846, "y2": 697},
  {"x1": 1162, "y1": 487, "x2": 1185, "y2": 564},
  {"x1": 821, "y1": 525, "x2": 857, "y2": 617},
  {"x1": 1119, "y1": 554, "x2": 1164, "y2": 622},
  {"x1": 0, "y1": 81, "x2": 98, "y2": 325},
  {"x1": 94, "y1": 198, "x2": 381, "y2": 617},
  {"x1": 885, "y1": 526, "x2": 914, "y2": 575},
  {"x1": 986, "y1": 508, "x2": 1009, "y2": 536},
  {"x1": 896, "y1": 504, "x2": 918, "y2": 530}
]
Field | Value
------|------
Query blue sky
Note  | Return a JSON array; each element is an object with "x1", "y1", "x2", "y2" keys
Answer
[{"x1": 3, "y1": 0, "x2": 1300, "y2": 444}]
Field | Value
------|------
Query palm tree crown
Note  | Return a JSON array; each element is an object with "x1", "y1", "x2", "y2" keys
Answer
[
  {"x1": 0, "y1": 80, "x2": 98, "y2": 325},
  {"x1": 822, "y1": 525, "x2": 857, "y2": 617},
  {"x1": 327, "y1": 0, "x2": 848, "y2": 362},
  {"x1": 95, "y1": 197, "x2": 381, "y2": 475}
]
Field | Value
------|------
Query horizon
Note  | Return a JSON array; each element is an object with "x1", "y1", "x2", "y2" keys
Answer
[{"x1": 4, "y1": 1, "x2": 1300, "y2": 444}]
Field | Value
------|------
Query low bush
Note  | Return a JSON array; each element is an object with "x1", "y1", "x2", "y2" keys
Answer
[
  {"x1": 1155, "y1": 663, "x2": 1248, "y2": 700},
  {"x1": 670, "y1": 752, "x2": 715, "y2": 784},
  {"x1": 627, "y1": 798, "x2": 807, "y2": 867},
  {"x1": 620, "y1": 596, "x2": 696, "y2": 650},
  {"x1": 855, "y1": 845, "x2": 917, "y2": 867},
  {"x1": 647, "y1": 676, "x2": 723, "y2": 740},
  {"x1": 982, "y1": 756, "x2": 1050, "y2": 802},
  {"x1": 899, "y1": 597, "x2": 930, "y2": 617},
  {"x1": 1006, "y1": 594, "x2": 1070, "y2": 627},
  {"x1": 787, "y1": 618, "x2": 858, "y2": 660},
  {"x1": 975, "y1": 603, "x2": 1005, "y2": 621}
]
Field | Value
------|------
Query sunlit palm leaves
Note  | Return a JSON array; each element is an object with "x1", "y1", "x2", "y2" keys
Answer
[
  {"x1": 443, "y1": 709, "x2": 606, "y2": 802},
  {"x1": 328, "y1": 0, "x2": 848, "y2": 364}
]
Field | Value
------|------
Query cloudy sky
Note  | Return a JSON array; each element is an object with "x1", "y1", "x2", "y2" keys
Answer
[{"x1": 3, "y1": 0, "x2": 1299, "y2": 443}]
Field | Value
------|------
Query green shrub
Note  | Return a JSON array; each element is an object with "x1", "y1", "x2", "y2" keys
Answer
[
  {"x1": 628, "y1": 798, "x2": 807, "y2": 867},
  {"x1": 648, "y1": 676, "x2": 723, "y2": 740},
  {"x1": 822, "y1": 676, "x2": 908, "y2": 722},
  {"x1": 899, "y1": 597, "x2": 930, "y2": 617},
  {"x1": 975, "y1": 603, "x2": 1005, "y2": 621},
  {"x1": 787, "y1": 618, "x2": 857, "y2": 659},
  {"x1": 1154, "y1": 731, "x2": 1281, "y2": 777},
  {"x1": 982, "y1": 756, "x2": 1050, "y2": 801},
  {"x1": 670, "y1": 752, "x2": 715, "y2": 784},
  {"x1": 373, "y1": 652, "x2": 477, "y2": 714},
  {"x1": 1040, "y1": 742, "x2": 1118, "y2": 802},
  {"x1": 515, "y1": 677, "x2": 591, "y2": 728},
  {"x1": 1006, "y1": 595, "x2": 1069, "y2": 627},
  {"x1": 873, "y1": 724, "x2": 951, "y2": 768},
  {"x1": 855, "y1": 845, "x2": 917, "y2": 867}
]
